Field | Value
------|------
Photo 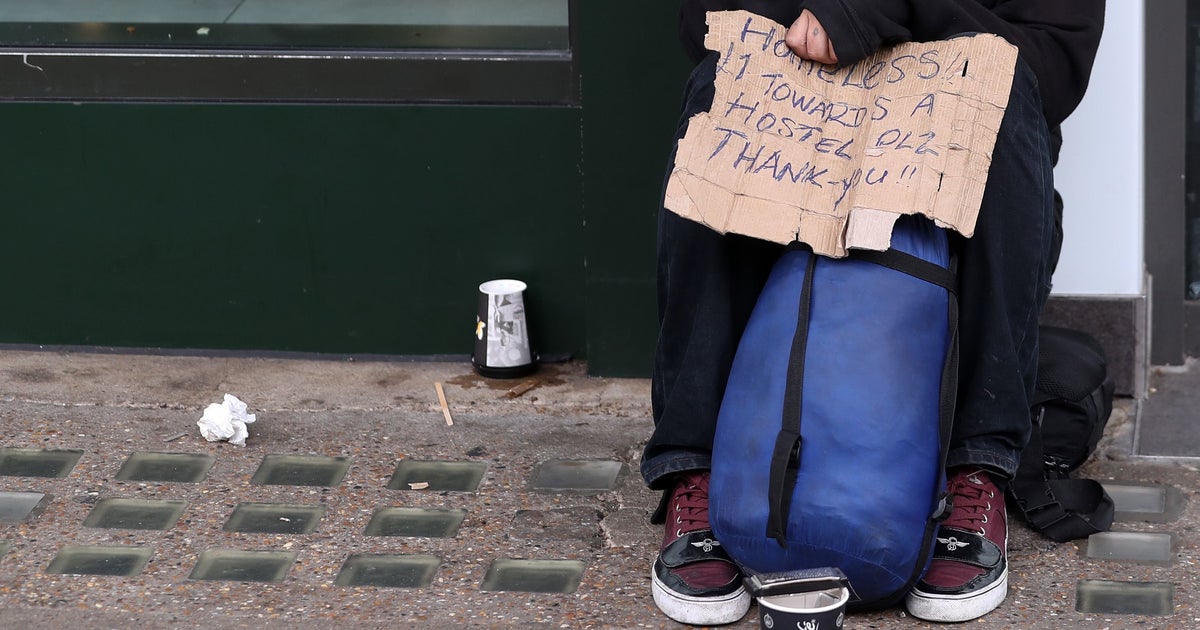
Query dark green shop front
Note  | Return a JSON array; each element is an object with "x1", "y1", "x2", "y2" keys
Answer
[{"x1": 0, "y1": 1, "x2": 691, "y2": 376}]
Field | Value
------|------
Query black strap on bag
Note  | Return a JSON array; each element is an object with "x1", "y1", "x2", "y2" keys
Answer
[
  {"x1": 766, "y1": 249, "x2": 817, "y2": 547},
  {"x1": 1008, "y1": 326, "x2": 1116, "y2": 542},
  {"x1": 1009, "y1": 408, "x2": 1115, "y2": 541}
]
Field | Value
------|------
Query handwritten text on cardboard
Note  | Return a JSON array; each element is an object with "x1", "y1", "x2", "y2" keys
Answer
[{"x1": 665, "y1": 11, "x2": 1018, "y2": 257}]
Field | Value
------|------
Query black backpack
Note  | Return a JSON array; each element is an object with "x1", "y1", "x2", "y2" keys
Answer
[{"x1": 1007, "y1": 325, "x2": 1116, "y2": 542}]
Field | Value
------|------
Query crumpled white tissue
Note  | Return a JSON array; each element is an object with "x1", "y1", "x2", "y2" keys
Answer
[{"x1": 197, "y1": 393, "x2": 257, "y2": 446}]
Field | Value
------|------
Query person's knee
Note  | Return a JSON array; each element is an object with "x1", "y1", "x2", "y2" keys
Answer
[
  {"x1": 1010, "y1": 55, "x2": 1042, "y2": 104},
  {"x1": 993, "y1": 56, "x2": 1051, "y2": 157}
]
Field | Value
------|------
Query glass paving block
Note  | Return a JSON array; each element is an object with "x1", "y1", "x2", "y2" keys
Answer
[
  {"x1": 115, "y1": 452, "x2": 215, "y2": 483},
  {"x1": 189, "y1": 549, "x2": 296, "y2": 583},
  {"x1": 1084, "y1": 531, "x2": 1175, "y2": 566},
  {"x1": 1076, "y1": 579, "x2": 1175, "y2": 616},
  {"x1": 530, "y1": 459, "x2": 622, "y2": 492},
  {"x1": 334, "y1": 554, "x2": 440, "y2": 588},
  {"x1": 250, "y1": 454, "x2": 350, "y2": 487},
  {"x1": 223, "y1": 503, "x2": 325, "y2": 535},
  {"x1": 480, "y1": 559, "x2": 585, "y2": 594},
  {"x1": 0, "y1": 491, "x2": 49, "y2": 523},
  {"x1": 387, "y1": 460, "x2": 487, "y2": 493},
  {"x1": 1109, "y1": 484, "x2": 1165, "y2": 512},
  {"x1": 1103, "y1": 483, "x2": 1185, "y2": 523},
  {"x1": 364, "y1": 507, "x2": 466, "y2": 538},
  {"x1": 84, "y1": 498, "x2": 187, "y2": 531},
  {"x1": 0, "y1": 447, "x2": 82, "y2": 478},
  {"x1": 46, "y1": 545, "x2": 153, "y2": 577}
]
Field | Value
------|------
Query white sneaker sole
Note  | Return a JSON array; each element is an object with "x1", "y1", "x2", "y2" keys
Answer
[
  {"x1": 651, "y1": 570, "x2": 751, "y2": 626},
  {"x1": 905, "y1": 567, "x2": 1008, "y2": 623}
]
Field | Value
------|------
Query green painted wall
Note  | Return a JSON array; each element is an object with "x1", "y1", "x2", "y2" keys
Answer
[
  {"x1": 0, "y1": 104, "x2": 585, "y2": 357},
  {"x1": 0, "y1": 3, "x2": 692, "y2": 376},
  {"x1": 578, "y1": 2, "x2": 692, "y2": 376}
]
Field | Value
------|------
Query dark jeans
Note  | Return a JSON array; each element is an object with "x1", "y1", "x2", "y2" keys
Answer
[{"x1": 641, "y1": 53, "x2": 1057, "y2": 491}]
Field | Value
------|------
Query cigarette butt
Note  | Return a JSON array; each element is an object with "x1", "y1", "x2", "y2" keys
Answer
[
  {"x1": 434, "y1": 382, "x2": 453, "y2": 426},
  {"x1": 163, "y1": 431, "x2": 188, "y2": 442},
  {"x1": 504, "y1": 379, "x2": 541, "y2": 399},
  {"x1": 409, "y1": 481, "x2": 430, "y2": 490}
]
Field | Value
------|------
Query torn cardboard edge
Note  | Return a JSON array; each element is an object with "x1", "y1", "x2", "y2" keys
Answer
[{"x1": 665, "y1": 10, "x2": 1018, "y2": 257}]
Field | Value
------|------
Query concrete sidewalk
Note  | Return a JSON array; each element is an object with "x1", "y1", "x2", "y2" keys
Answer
[{"x1": 0, "y1": 349, "x2": 1193, "y2": 629}]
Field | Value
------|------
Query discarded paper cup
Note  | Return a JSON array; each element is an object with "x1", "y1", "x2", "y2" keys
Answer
[
  {"x1": 757, "y1": 584, "x2": 849, "y2": 630},
  {"x1": 472, "y1": 279, "x2": 536, "y2": 378}
]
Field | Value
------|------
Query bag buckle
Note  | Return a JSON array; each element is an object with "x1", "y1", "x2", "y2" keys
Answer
[{"x1": 1043, "y1": 455, "x2": 1071, "y2": 480}]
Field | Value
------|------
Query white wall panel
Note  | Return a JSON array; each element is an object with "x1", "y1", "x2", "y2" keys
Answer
[{"x1": 1053, "y1": 1, "x2": 1145, "y2": 296}]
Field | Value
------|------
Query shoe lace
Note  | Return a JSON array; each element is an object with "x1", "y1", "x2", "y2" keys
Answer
[
  {"x1": 671, "y1": 473, "x2": 711, "y2": 537},
  {"x1": 943, "y1": 470, "x2": 996, "y2": 535}
]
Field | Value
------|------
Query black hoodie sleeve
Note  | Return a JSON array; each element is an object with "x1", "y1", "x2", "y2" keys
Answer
[{"x1": 796, "y1": 0, "x2": 1105, "y2": 127}]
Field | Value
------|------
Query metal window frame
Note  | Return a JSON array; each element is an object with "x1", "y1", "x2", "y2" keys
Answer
[
  {"x1": 0, "y1": 4, "x2": 579, "y2": 105},
  {"x1": 1147, "y1": 0, "x2": 1188, "y2": 364}
]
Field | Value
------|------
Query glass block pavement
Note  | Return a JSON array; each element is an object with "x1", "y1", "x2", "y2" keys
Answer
[
  {"x1": 1076, "y1": 579, "x2": 1175, "y2": 616},
  {"x1": 0, "y1": 447, "x2": 83, "y2": 478},
  {"x1": 335, "y1": 553, "x2": 441, "y2": 588},
  {"x1": 0, "y1": 450, "x2": 618, "y2": 593},
  {"x1": 529, "y1": 459, "x2": 622, "y2": 492},
  {"x1": 47, "y1": 545, "x2": 153, "y2": 577},
  {"x1": 1083, "y1": 531, "x2": 1175, "y2": 567},
  {"x1": 387, "y1": 460, "x2": 487, "y2": 492},
  {"x1": 251, "y1": 454, "x2": 351, "y2": 487},
  {"x1": 223, "y1": 502, "x2": 325, "y2": 535},
  {"x1": 190, "y1": 549, "x2": 297, "y2": 583},
  {"x1": 0, "y1": 491, "x2": 48, "y2": 523},
  {"x1": 480, "y1": 558, "x2": 585, "y2": 594},
  {"x1": 1104, "y1": 482, "x2": 1186, "y2": 523},
  {"x1": 115, "y1": 452, "x2": 214, "y2": 483},
  {"x1": 84, "y1": 498, "x2": 188, "y2": 531},
  {"x1": 364, "y1": 507, "x2": 466, "y2": 538},
  {"x1": 0, "y1": 445, "x2": 1187, "y2": 618}
]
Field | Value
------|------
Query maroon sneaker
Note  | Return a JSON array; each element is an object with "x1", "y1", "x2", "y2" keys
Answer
[
  {"x1": 907, "y1": 467, "x2": 1009, "y2": 622},
  {"x1": 651, "y1": 471, "x2": 750, "y2": 625}
]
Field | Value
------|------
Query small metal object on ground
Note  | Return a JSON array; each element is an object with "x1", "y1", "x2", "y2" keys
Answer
[{"x1": 746, "y1": 567, "x2": 850, "y2": 630}]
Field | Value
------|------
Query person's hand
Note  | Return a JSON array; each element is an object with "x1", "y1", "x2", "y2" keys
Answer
[{"x1": 785, "y1": 9, "x2": 838, "y2": 65}]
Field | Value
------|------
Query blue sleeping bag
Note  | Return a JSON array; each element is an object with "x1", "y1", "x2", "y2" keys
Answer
[{"x1": 710, "y1": 215, "x2": 957, "y2": 609}]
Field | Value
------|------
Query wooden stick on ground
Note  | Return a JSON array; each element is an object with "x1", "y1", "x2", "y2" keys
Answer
[
  {"x1": 434, "y1": 382, "x2": 454, "y2": 426},
  {"x1": 504, "y1": 379, "x2": 541, "y2": 399}
]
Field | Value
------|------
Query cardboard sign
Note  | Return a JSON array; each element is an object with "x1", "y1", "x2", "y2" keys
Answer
[{"x1": 665, "y1": 11, "x2": 1018, "y2": 257}]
